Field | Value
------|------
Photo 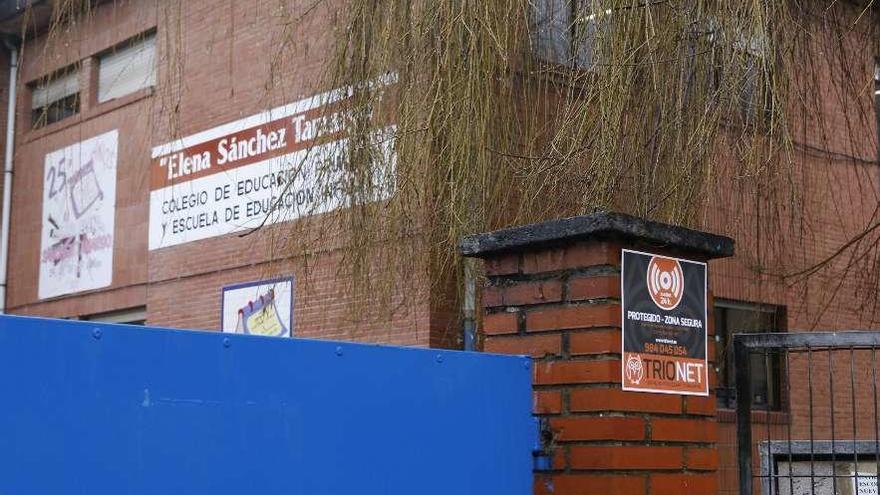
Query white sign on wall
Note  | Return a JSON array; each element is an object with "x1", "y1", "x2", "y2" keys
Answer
[
  {"x1": 856, "y1": 473, "x2": 878, "y2": 495},
  {"x1": 39, "y1": 130, "x2": 118, "y2": 299},
  {"x1": 148, "y1": 76, "x2": 397, "y2": 250},
  {"x1": 221, "y1": 277, "x2": 294, "y2": 337}
]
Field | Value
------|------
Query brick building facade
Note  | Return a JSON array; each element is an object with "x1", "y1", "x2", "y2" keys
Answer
[
  {"x1": 0, "y1": 1, "x2": 878, "y2": 494},
  {"x1": 1, "y1": 0, "x2": 439, "y2": 345}
]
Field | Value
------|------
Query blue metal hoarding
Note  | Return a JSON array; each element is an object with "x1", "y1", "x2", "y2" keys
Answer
[{"x1": 0, "y1": 315, "x2": 533, "y2": 494}]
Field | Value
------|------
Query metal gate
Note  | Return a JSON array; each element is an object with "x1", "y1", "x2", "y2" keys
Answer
[{"x1": 735, "y1": 331, "x2": 880, "y2": 495}]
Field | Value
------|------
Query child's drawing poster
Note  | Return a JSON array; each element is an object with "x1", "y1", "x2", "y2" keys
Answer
[
  {"x1": 221, "y1": 277, "x2": 294, "y2": 337},
  {"x1": 39, "y1": 130, "x2": 117, "y2": 299}
]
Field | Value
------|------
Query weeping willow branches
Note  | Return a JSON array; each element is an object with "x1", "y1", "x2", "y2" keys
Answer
[
  {"x1": 305, "y1": 0, "x2": 880, "y2": 329},
  {"x1": 304, "y1": 3, "x2": 751, "y2": 311},
  {"x1": 30, "y1": 0, "x2": 880, "y2": 332}
]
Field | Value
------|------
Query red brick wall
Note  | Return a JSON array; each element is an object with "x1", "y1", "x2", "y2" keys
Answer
[
  {"x1": 0, "y1": 3, "x2": 877, "y2": 492},
  {"x1": 703, "y1": 6, "x2": 880, "y2": 494},
  {"x1": 4, "y1": 1, "x2": 877, "y2": 338},
  {"x1": 478, "y1": 240, "x2": 721, "y2": 495},
  {"x1": 8, "y1": 0, "x2": 159, "y2": 314},
  {"x1": 3, "y1": 0, "x2": 447, "y2": 346}
]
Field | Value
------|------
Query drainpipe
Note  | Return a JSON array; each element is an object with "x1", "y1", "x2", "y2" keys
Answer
[{"x1": 0, "y1": 38, "x2": 18, "y2": 313}]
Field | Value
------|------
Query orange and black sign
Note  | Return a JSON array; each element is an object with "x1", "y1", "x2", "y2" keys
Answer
[{"x1": 621, "y1": 249, "x2": 708, "y2": 396}]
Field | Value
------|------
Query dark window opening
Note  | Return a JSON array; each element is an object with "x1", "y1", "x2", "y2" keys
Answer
[
  {"x1": 30, "y1": 67, "x2": 81, "y2": 129},
  {"x1": 31, "y1": 92, "x2": 80, "y2": 129},
  {"x1": 714, "y1": 299, "x2": 786, "y2": 410},
  {"x1": 83, "y1": 307, "x2": 146, "y2": 326}
]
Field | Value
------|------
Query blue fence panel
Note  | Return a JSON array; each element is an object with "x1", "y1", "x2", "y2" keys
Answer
[{"x1": 0, "y1": 315, "x2": 533, "y2": 494}]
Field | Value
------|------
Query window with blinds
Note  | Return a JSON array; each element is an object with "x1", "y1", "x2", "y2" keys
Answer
[
  {"x1": 97, "y1": 32, "x2": 156, "y2": 103},
  {"x1": 31, "y1": 68, "x2": 80, "y2": 128}
]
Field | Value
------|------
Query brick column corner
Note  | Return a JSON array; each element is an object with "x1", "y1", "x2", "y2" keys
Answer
[{"x1": 460, "y1": 212, "x2": 734, "y2": 495}]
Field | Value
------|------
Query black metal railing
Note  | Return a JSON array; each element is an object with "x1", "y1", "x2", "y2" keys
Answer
[{"x1": 734, "y1": 331, "x2": 880, "y2": 495}]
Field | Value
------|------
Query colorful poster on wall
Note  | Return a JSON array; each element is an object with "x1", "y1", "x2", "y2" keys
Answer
[
  {"x1": 148, "y1": 74, "x2": 397, "y2": 250},
  {"x1": 621, "y1": 249, "x2": 708, "y2": 396},
  {"x1": 221, "y1": 277, "x2": 294, "y2": 337},
  {"x1": 39, "y1": 130, "x2": 118, "y2": 299}
]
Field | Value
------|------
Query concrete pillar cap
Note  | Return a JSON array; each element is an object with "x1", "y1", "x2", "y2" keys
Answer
[{"x1": 459, "y1": 211, "x2": 734, "y2": 260}]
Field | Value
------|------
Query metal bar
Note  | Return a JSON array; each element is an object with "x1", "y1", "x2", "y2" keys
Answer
[
  {"x1": 767, "y1": 474, "x2": 879, "y2": 479},
  {"x1": 851, "y1": 347, "x2": 858, "y2": 493},
  {"x1": 736, "y1": 332, "x2": 880, "y2": 350},
  {"x1": 808, "y1": 347, "x2": 816, "y2": 495},
  {"x1": 763, "y1": 439, "x2": 880, "y2": 455},
  {"x1": 765, "y1": 348, "x2": 774, "y2": 495},
  {"x1": 829, "y1": 350, "x2": 837, "y2": 495},
  {"x1": 873, "y1": 347, "x2": 879, "y2": 494},
  {"x1": 735, "y1": 337, "x2": 754, "y2": 495},
  {"x1": 785, "y1": 349, "x2": 794, "y2": 495},
  {"x1": 767, "y1": 474, "x2": 877, "y2": 478}
]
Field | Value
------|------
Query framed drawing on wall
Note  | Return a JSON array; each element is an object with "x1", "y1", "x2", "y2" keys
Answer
[{"x1": 221, "y1": 276, "x2": 294, "y2": 337}]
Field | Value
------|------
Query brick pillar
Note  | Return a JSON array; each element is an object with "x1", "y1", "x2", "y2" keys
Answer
[{"x1": 460, "y1": 212, "x2": 734, "y2": 495}]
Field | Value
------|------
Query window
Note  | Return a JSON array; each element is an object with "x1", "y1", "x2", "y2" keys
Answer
[
  {"x1": 531, "y1": 1, "x2": 608, "y2": 70},
  {"x1": 730, "y1": 34, "x2": 770, "y2": 125},
  {"x1": 714, "y1": 299, "x2": 786, "y2": 410},
  {"x1": 31, "y1": 67, "x2": 80, "y2": 128},
  {"x1": 530, "y1": 5, "x2": 772, "y2": 123},
  {"x1": 97, "y1": 32, "x2": 156, "y2": 103},
  {"x1": 704, "y1": 18, "x2": 772, "y2": 125},
  {"x1": 83, "y1": 307, "x2": 147, "y2": 326}
]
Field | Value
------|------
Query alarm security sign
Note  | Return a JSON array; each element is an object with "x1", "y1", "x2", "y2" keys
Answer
[{"x1": 621, "y1": 249, "x2": 708, "y2": 396}]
